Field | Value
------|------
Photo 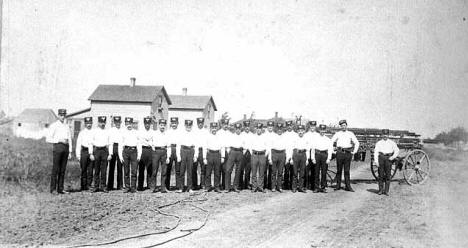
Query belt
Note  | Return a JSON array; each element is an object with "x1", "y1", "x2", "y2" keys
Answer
[
  {"x1": 295, "y1": 149, "x2": 307, "y2": 153},
  {"x1": 379, "y1": 152, "x2": 393, "y2": 156},
  {"x1": 230, "y1": 147, "x2": 242, "y2": 152},
  {"x1": 81, "y1": 146, "x2": 88, "y2": 151},
  {"x1": 57, "y1": 142, "x2": 69, "y2": 146},
  {"x1": 315, "y1": 150, "x2": 328, "y2": 154},
  {"x1": 171, "y1": 144, "x2": 177, "y2": 147},
  {"x1": 272, "y1": 149, "x2": 285, "y2": 153},
  {"x1": 208, "y1": 149, "x2": 220, "y2": 153},
  {"x1": 124, "y1": 146, "x2": 137, "y2": 150},
  {"x1": 181, "y1": 145, "x2": 193, "y2": 150},
  {"x1": 94, "y1": 146, "x2": 107, "y2": 150},
  {"x1": 113, "y1": 143, "x2": 118, "y2": 146},
  {"x1": 338, "y1": 147, "x2": 352, "y2": 153},
  {"x1": 154, "y1": 146, "x2": 167, "y2": 150},
  {"x1": 252, "y1": 150, "x2": 265, "y2": 155},
  {"x1": 142, "y1": 146, "x2": 152, "y2": 149}
]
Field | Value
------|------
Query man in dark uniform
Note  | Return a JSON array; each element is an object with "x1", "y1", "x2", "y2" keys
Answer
[
  {"x1": 75, "y1": 117, "x2": 93, "y2": 191},
  {"x1": 192, "y1": 117, "x2": 207, "y2": 190},
  {"x1": 305, "y1": 121, "x2": 319, "y2": 190},
  {"x1": 263, "y1": 121, "x2": 275, "y2": 190},
  {"x1": 177, "y1": 120, "x2": 197, "y2": 193},
  {"x1": 291, "y1": 124, "x2": 309, "y2": 193},
  {"x1": 270, "y1": 122, "x2": 287, "y2": 192},
  {"x1": 312, "y1": 124, "x2": 333, "y2": 193},
  {"x1": 89, "y1": 116, "x2": 112, "y2": 193},
  {"x1": 119, "y1": 117, "x2": 141, "y2": 193},
  {"x1": 218, "y1": 118, "x2": 230, "y2": 190},
  {"x1": 150, "y1": 119, "x2": 171, "y2": 193},
  {"x1": 283, "y1": 120, "x2": 294, "y2": 189},
  {"x1": 331, "y1": 119, "x2": 360, "y2": 192},
  {"x1": 374, "y1": 129, "x2": 399, "y2": 195},
  {"x1": 47, "y1": 109, "x2": 72, "y2": 194},
  {"x1": 240, "y1": 120, "x2": 252, "y2": 189},
  {"x1": 203, "y1": 122, "x2": 224, "y2": 193},
  {"x1": 166, "y1": 117, "x2": 180, "y2": 190},
  {"x1": 225, "y1": 123, "x2": 245, "y2": 192},
  {"x1": 108, "y1": 116, "x2": 123, "y2": 190},
  {"x1": 137, "y1": 117, "x2": 153, "y2": 191}
]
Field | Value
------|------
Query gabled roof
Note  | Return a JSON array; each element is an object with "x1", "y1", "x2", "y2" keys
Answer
[
  {"x1": 168, "y1": 95, "x2": 217, "y2": 111},
  {"x1": 66, "y1": 108, "x2": 91, "y2": 118},
  {"x1": 15, "y1": 108, "x2": 58, "y2": 124},
  {"x1": 88, "y1": 84, "x2": 172, "y2": 104}
]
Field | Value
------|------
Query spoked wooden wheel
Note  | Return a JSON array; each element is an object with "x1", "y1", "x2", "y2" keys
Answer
[
  {"x1": 402, "y1": 149, "x2": 430, "y2": 185},
  {"x1": 326, "y1": 168, "x2": 337, "y2": 187},
  {"x1": 370, "y1": 159, "x2": 398, "y2": 180}
]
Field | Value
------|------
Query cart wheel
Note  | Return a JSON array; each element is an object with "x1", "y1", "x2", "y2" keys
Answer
[
  {"x1": 326, "y1": 168, "x2": 337, "y2": 187},
  {"x1": 402, "y1": 149, "x2": 430, "y2": 185},
  {"x1": 370, "y1": 160, "x2": 398, "y2": 180}
]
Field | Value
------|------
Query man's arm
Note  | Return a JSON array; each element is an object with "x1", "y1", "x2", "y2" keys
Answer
[
  {"x1": 373, "y1": 141, "x2": 380, "y2": 165},
  {"x1": 389, "y1": 141, "x2": 400, "y2": 161},
  {"x1": 351, "y1": 133, "x2": 360, "y2": 154}
]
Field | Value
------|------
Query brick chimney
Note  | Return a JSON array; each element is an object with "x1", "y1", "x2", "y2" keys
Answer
[
  {"x1": 275, "y1": 112, "x2": 278, "y2": 119},
  {"x1": 130, "y1": 77, "x2": 136, "y2": 87},
  {"x1": 182, "y1": 87, "x2": 187, "y2": 96},
  {"x1": 243, "y1": 114, "x2": 247, "y2": 120}
]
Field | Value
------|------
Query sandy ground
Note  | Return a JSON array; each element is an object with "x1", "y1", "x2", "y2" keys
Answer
[{"x1": 1, "y1": 149, "x2": 467, "y2": 247}]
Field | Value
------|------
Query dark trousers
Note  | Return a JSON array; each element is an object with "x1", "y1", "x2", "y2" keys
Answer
[
  {"x1": 166, "y1": 146, "x2": 178, "y2": 189},
  {"x1": 336, "y1": 151, "x2": 353, "y2": 189},
  {"x1": 150, "y1": 148, "x2": 167, "y2": 190},
  {"x1": 50, "y1": 143, "x2": 69, "y2": 193},
  {"x1": 264, "y1": 159, "x2": 272, "y2": 190},
  {"x1": 378, "y1": 154, "x2": 392, "y2": 190},
  {"x1": 283, "y1": 161, "x2": 291, "y2": 189},
  {"x1": 225, "y1": 150, "x2": 243, "y2": 190},
  {"x1": 271, "y1": 150, "x2": 286, "y2": 190},
  {"x1": 292, "y1": 151, "x2": 307, "y2": 190},
  {"x1": 138, "y1": 148, "x2": 153, "y2": 190},
  {"x1": 240, "y1": 151, "x2": 251, "y2": 189},
  {"x1": 123, "y1": 147, "x2": 138, "y2": 190},
  {"x1": 107, "y1": 143, "x2": 123, "y2": 189},
  {"x1": 192, "y1": 148, "x2": 205, "y2": 189},
  {"x1": 178, "y1": 147, "x2": 195, "y2": 190},
  {"x1": 205, "y1": 151, "x2": 221, "y2": 189},
  {"x1": 251, "y1": 154, "x2": 266, "y2": 190},
  {"x1": 304, "y1": 159, "x2": 314, "y2": 189},
  {"x1": 93, "y1": 147, "x2": 109, "y2": 190},
  {"x1": 79, "y1": 148, "x2": 93, "y2": 190},
  {"x1": 314, "y1": 152, "x2": 329, "y2": 189},
  {"x1": 221, "y1": 150, "x2": 228, "y2": 190}
]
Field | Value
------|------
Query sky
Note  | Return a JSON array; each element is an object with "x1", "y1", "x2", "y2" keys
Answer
[{"x1": 1, "y1": 0, "x2": 467, "y2": 137}]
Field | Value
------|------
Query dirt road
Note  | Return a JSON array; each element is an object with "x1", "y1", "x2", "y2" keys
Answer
[{"x1": 118, "y1": 152, "x2": 468, "y2": 248}]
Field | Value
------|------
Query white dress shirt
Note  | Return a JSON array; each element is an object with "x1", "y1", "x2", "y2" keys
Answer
[
  {"x1": 177, "y1": 130, "x2": 198, "y2": 158},
  {"x1": 75, "y1": 128, "x2": 93, "y2": 156},
  {"x1": 166, "y1": 127, "x2": 181, "y2": 146},
  {"x1": 118, "y1": 129, "x2": 142, "y2": 160},
  {"x1": 88, "y1": 128, "x2": 113, "y2": 155},
  {"x1": 204, "y1": 133, "x2": 226, "y2": 158},
  {"x1": 374, "y1": 139, "x2": 400, "y2": 161},
  {"x1": 138, "y1": 128, "x2": 153, "y2": 147},
  {"x1": 312, "y1": 134, "x2": 333, "y2": 161},
  {"x1": 331, "y1": 130, "x2": 360, "y2": 154},
  {"x1": 108, "y1": 127, "x2": 123, "y2": 144},
  {"x1": 291, "y1": 134, "x2": 310, "y2": 160},
  {"x1": 248, "y1": 133, "x2": 270, "y2": 157},
  {"x1": 151, "y1": 130, "x2": 171, "y2": 158},
  {"x1": 47, "y1": 120, "x2": 73, "y2": 152}
]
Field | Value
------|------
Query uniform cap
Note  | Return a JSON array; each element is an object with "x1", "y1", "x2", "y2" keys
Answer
[
  {"x1": 234, "y1": 123, "x2": 242, "y2": 129},
  {"x1": 210, "y1": 122, "x2": 218, "y2": 128},
  {"x1": 319, "y1": 124, "x2": 327, "y2": 131},
  {"x1": 58, "y1": 109, "x2": 67, "y2": 116},
  {"x1": 243, "y1": 120, "x2": 251, "y2": 127},
  {"x1": 339, "y1": 119, "x2": 347, "y2": 125},
  {"x1": 196, "y1": 117, "x2": 205, "y2": 124},
  {"x1": 308, "y1": 121, "x2": 317, "y2": 126},
  {"x1": 267, "y1": 121, "x2": 274, "y2": 127},
  {"x1": 276, "y1": 122, "x2": 284, "y2": 128},
  {"x1": 113, "y1": 116, "x2": 121, "y2": 122},
  {"x1": 285, "y1": 120, "x2": 293, "y2": 127},
  {"x1": 297, "y1": 124, "x2": 305, "y2": 130},
  {"x1": 256, "y1": 123, "x2": 263, "y2": 129},
  {"x1": 220, "y1": 119, "x2": 229, "y2": 125},
  {"x1": 125, "y1": 117, "x2": 133, "y2": 124},
  {"x1": 98, "y1": 116, "x2": 107, "y2": 123},
  {"x1": 84, "y1": 117, "x2": 93, "y2": 124},
  {"x1": 143, "y1": 117, "x2": 152, "y2": 125},
  {"x1": 185, "y1": 119, "x2": 193, "y2": 126},
  {"x1": 158, "y1": 119, "x2": 167, "y2": 125},
  {"x1": 170, "y1": 117, "x2": 179, "y2": 124},
  {"x1": 382, "y1": 129, "x2": 390, "y2": 135}
]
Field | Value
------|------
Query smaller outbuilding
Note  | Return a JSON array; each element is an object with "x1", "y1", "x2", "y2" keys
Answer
[{"x1": 13, "y1": 108, "x2": 58, "y2": 139}]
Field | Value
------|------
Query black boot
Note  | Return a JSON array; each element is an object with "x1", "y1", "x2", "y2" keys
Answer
[
  {"x1": 378, "y1": 181, "x2": 384, "y2": 195},
  {"x1": 384, "y1": 181, "x2": 390, "y2": 196}
]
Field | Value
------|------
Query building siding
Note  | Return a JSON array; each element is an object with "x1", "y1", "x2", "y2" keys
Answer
[
  {"x1": 90, "y1": 101, "x2": 152, "y2": 129},
  {"x1": 168, "y1": 109, "x2": 204, "y2": 123}
]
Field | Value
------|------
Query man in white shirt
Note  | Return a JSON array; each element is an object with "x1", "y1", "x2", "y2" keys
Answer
[
  {"x1": 192, "y1": 117, "x2": 207, "y2": 190},
  {"x1": 75, "y1": 117, "x2": 94, "y2": 191},
  {"x1": 137, "y1": 117, "x2": 153, "y2": 191},
  {"x1": 203, "y1": 122, "x2": 225, "y2": 193},
  {"x1": 263, "y1": 121, "x2": 275, "y2": 190},
  {"x1": 225, "y1": 123, "x2": 245, "y2": 192},
  {"x1": 218, "y1": 118, "x2": 230, "y2": 189},
  {"x1": 240, "y1": 120, "x2": 252, "y2": 190},
  {"x1": 47, "y1": 109, "x2": 72, "y2": 194},
  {"x1": 291, "y1": 124, "x2": 310, "y2": 193},
  {"x1": 331, "y1": 119, "x2": 360, "y2": 192},
  {"x1": 177, "y1": 120, "x2": 198, "y2": 193},
  {"x1": 312, "y1": 124, "x2": 333, "y2": 193},
  {"x1": 89, "y1": 116, "x2": 112, "y2": 193},
  {"x1": 305, "y1": 121, "x2": 319, "y2": 190},
  {"x1": 283, "y1": 120, "x2": 294, "y2": 190},
  {"x1": 107, "y1": 116, "x2": 124, "y2": 191},
  {"x1": 270, "y1": 122, "x2": 288, "y2": 192},
  {"x1": 166, "y1": 117, "x2": 180, "y2": 190},
  {"x1": 249, "y1": 123, "x2": 270, "y2": 193},
  {"x1": 374, "y1": 129, "x2": 399, "y2": 195},
  {"x1": 119, "y1": 117, "x2": 141, "y2": 193},
  {"x1": 150, "y1": 119, "x2": 171, "y2": 193}
]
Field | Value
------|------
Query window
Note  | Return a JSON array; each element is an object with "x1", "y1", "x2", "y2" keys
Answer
[
  {"x1": 18, "y1": 123, "x2": 21, "y2": 127},
  {"x1": 44, "y1": 124, "x2": 49, "y2": 128}
]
